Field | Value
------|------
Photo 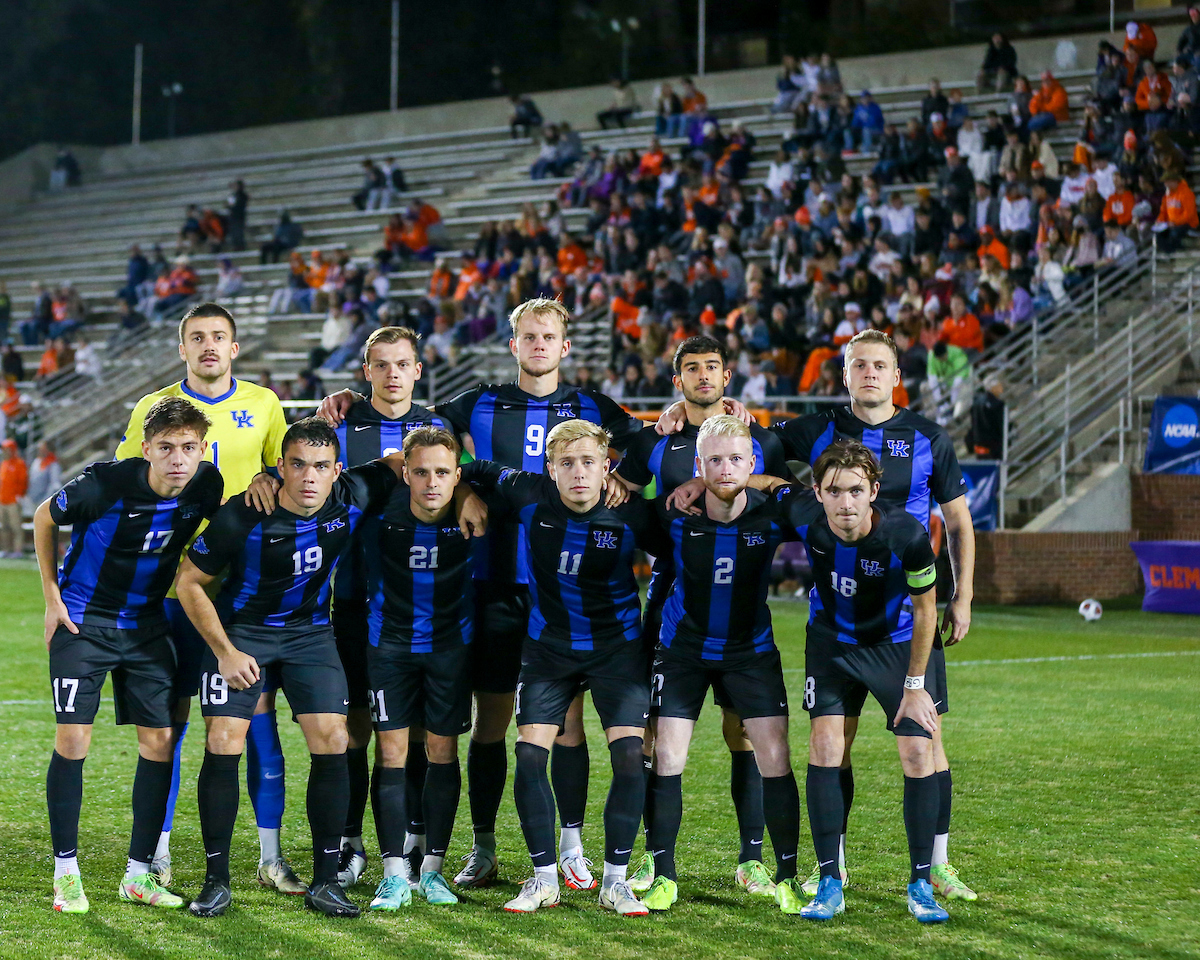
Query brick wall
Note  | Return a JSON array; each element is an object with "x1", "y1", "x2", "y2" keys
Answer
[{"x1": 977, "y1": 474, "x2": 1200, "y2": 604}]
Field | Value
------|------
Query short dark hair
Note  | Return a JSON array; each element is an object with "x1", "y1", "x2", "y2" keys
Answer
[
  {"x1": 143, "y1": 396, "x2": 211, "y2": 442},
  {"x1": 402, "y1": 425, "x2": 461, "y2": 461},
  {"x1": 363, "y1": 325, "x2": 421, "y2": 363},
  {"x1": 178, "y1": 302, "x2": 236, "y2": 343},
  {"x1": 282, "y1": 416, "x2": 340, "y2": 460},
  {"x1": 672, "y1": 335, "x2": 728, "y2": 375},
  {"x1": 812, "y1": 439, "x2": 883, "y2": 489}
]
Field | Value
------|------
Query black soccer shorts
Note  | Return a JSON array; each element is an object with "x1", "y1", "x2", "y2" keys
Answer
[
  {"x1": 366, "y1": 641, "x2": 472, "y2": 737},
  {"x1": 165, "y1": 598, "x2": 281, "y2": 700},
  {"x1": 333, "y1": 597, "x2": 371, "y2": 710},
  {"x1": 470, "y1": 583, "x2": 530, "y2": 695},
  {"x1": 199, "y1": 627, "x2": 348, "y2": 720},
  {"x1": 839, "y1": 634, "x2": 949, "y2": 719},
  {"x1": 803, "y1": 629, "x2": 945, "y2": 739},
  {"x1": 651, "y1": 644, "x2": 789, "y2": 722},
  {"x1": 49, "y1": 623, "x2": 175, "y2": 728},
  {"x1": 515, "y1": 639, "x2": 650, "y2": 732}
]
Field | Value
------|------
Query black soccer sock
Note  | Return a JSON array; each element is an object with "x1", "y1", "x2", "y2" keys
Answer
[
  {"x1": 730, "y1": 749, "x2": 765, "y2": 864},
  {"x1": 761, "y1": 771, "x2": 801, "y2": 883},
  {"x1": 936, "y1": 768, "x2": 952, "y2": 837},
  {"x1": 604, "y1": 737, "x2": 646, "y2": 868},
  {"x1": 647, "y1": 773, "x2": 682, "y2": 881},
  {"x1": 308, "y1": 753, "x2": 349, "y2": 883},
  {"x1": 904, "y1": 773, "x2": 939, "y2": 884},
  {"x1": 839, "y1": 764, "x2": 855, "y2": 838},
  {"x1": 129, "y1": 756, "x2": 173, "y2": 865},
  {"x1": 642, "y1": 757, "x2": 656, "y2": 839},
  {"x1": 423, "y1": 760, "x2": 462, "y2": 865},
  {"x1": 467, "y1": 738, "x2": 507, "y2": 839},
  {"x1": 343, "y1": 745, "x2": 369, "y2": 843},
  {"x1": 46, "y1": 752, "x2": 84, "y2": 861},
  {"x1": 405, "y1": 739, "x2": 428, "y2": 838},
  {"x1": 375, "y1": 766, "x2": 407, "y2": 860},
  {"x1": 513, "y1": 742, "x2": 556, "y2": 869},
  {"x1": 806, "y1": 764, "x2": 843, "y2": 880},
  {"x1": 551, "y1": 741, "x2": 589, "y2": 835},
  {"x1": 197, "y1": 751, "x2": 241, "y2": 882},
  {"x1": 369, "y1": 761, "x2": 384, "y2": 846}
]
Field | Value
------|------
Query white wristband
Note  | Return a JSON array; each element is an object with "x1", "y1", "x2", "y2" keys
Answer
[{"x1": 904, "y1": 675, "x2": 925, "y2": 690}]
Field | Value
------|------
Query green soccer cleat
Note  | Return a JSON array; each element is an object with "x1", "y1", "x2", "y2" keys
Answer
[
  {"x1": 370, "y1": 875, "x2": 412, "y2": 911},
  {"x1": 642, "y1": 875, "x2": 678, "y2": 912},
  {"x1": 52, "y1": 874, "x2": 89, "y2": 914},
  {"x1": 628, "y1": 852, "x2": 655, "y2": 893},
  {"x1": 735, "y1": 860, "x2": 776, "y2": 896},
  {"x1": 775, "y1": 877, "x2": 806, "y2": 915},
  {"x1": 118, "y1": 873, "x2": 184, "y2": 908},
  {"x1": 801, "y1": 861, "x2": 848, "y2": 897},
  {"x1": 930, "y1": 862, "x2": 977, "y2": 901},
  {"x1": 418, "y1": 871, "x2": 459, "y2": 905}
]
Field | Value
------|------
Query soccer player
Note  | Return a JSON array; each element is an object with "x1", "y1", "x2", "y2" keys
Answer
[
  {"x1": 464, "y1": 419, "x2": 664, "y2": 916},
  {"x1": 35, "y1": 397, "x2": 223, "y2": 913},
  {"x1": 643, "y1": 415, "x2": 811, "y2": 915},
  {"x1": 359, "y1": 427, "x2": 477, "y2": 911},
  {"x1": 613, "y1": 336, "x2": 787, "y2": 897},
  {"x1": 175, "y1": 418, "x2": 400, "y2": 918},
  {"x1": 780, "y1": 440, "x2": 948, "y2": 923},
  {"x1": 115, "y1": 302, "x2": 297, "y2": 892},
  {"x1": 663, "y1": 329, "x2": 977, "y2": 901},
  {"x1": 320, "y1": 297, "x2": 643, "y2": 890}
]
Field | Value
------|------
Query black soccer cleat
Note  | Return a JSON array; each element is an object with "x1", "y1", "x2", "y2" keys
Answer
[
  {"x1": 305, "y1": 880, "x2": 361, "y2": 917},
  {"x1": 189, "y1": 876, "x2": 232, "y2": 917}
]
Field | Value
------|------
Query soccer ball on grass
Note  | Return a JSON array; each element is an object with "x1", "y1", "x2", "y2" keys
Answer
[{"x1": 1078, "y1": 598, "x2": 1103, "y2": 621}]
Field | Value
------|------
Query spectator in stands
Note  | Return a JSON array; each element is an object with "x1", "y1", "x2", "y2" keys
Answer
[
  {"x1": 817, "y1": 54, "x2": 842, "y2": 96},
  {"x1": 978, "y1": 33, "x2": 1017, "y2": 93},
  {"x1": 772, "y1": 56, "x2": 806, "y2": 115},
  {"x1": 22, "y1": 440, "x2": 60, "y2": 518},
  {"x1": 994, "y1": 274, "x2": 1032, "y2": 328},
  {"x1": 1008, "y1": 75, "x2": 1033, "y2": 130},
  {"x1": 260, "y1": 209, "x2": 303, "y2": 264},
  {"x1": 1125, "y1": 20, "x2": 1157, "y2": 62},
  {"x1": 215, "y1": 258, "x2": 244, "y2": 298},
  {"x1": 1099, "y1": 219, "x2": 1138, "y2": 268},
  {"x1": 152, "y1": 256, "x2": 198, "y2": 321},
  {"x1": 999, "y1": 182, "x2": 1032, "y2": 244},
  {"x1": 1029, "y1": 71, "x2": 1069, "y2": 132},
  {"x1": 973, "y1": 181, "x2": 1001, "y2": 235},
  {"x1": 20, "y1": 282, "x2": 51, "y2": 346},
  {"x1": 199, "y1": 207, "x2": 226, "y2": 252},
  {"x1": 1135, "y1": 58, "x2": 1171, "y2": 111},
  {"x1": 965, "y1": 375, "x2": 1006, "y2": 457},
  {"x1": 380, "y1": 157, "x2": 407, "y2": 207},
  {"x1": 177, "y1": 204, "x2": 203, "y2": 253},
  {"x1": 939, "y1": 292, "x2": 983, "y2": 356},
  {"x1": 1032, "y1": 244, "x2": 1068, "y2": 308},
  {"x1": 1094, "y1": 46, "x2": 1126, "y2": 113},
  {"x1": 353, "y1": 159, "x2": 387, "y2": 211},
  {"x1": 73, "y1": 332, "x2": 99, "y2": 380},
  {"x1": 531, "y1": 126, "x2": 562, "y2": 179},
  {"x1": 848, "y1": 90, "x2": 884, "y2": 154},
  {"x1": 655, "y1": 82, "x2": 684, "y2": 137},
  {"x1": 0, "y1": 439, "x2": 27, "y2": 558},
  {"x1": 1180, "y1": 5, "x2": 1200, "y2": 70},
  {"x1": 937, "y1": 146, "x2": 975, "y2": 215},
  {"x1": 509, "y1": 93, "x2": 543, "y2": 138},
  {"x1": 1103, "y1": 171, "x2": 1136, "y2": 229},
  {"x1": 900, "y1": 118, "x2": 930, "y2": 182},
  {"x1": 1, "y1": 343, "x2": 23, "y2": 383},
  {"x1": 106, "y1": 297, "x2": 148, "y2": 353},
  {"x1": 226, "y1": 180, "x2": 249, "y2": 250},
  {"x1": 292, "y1": 368, "x2": 325, "y2": 409},
  {"x1": 117, "y1": 244, "x2": 150, "y2": 307},
  {"x1": 998, "y1": 127, "x2": 1031, "y2": 182},
  {"x1": 50, "y1": 148, "x2": 81, "y2": 190},
  {"x1": 1154, "y1": 170, "x2": 1199, "y2": 251},
  {"x1": 598, "y1": 78, "x2": 638, "y2": 129},
  {"x1": 921, "y1": 79, "x2": 950, "y2": 129},
  {"x1": 924, "y1": 341, "x2": 972, "y2": 426}
]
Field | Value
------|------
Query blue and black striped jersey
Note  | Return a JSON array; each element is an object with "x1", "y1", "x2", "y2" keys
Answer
[
  {"x1": 465, "y1": 460, "x2": 667, "y2": 650},
  {"x1": 657, "y1": 487, "x2": 812, "y2": 661},
  {"x1": 188, "y1": 462, "x2": 396, "y2": 631},
  {"x1": 781, "y1": 493, "x2": 938, "y2": 646},
  {"x1": 439, "y1": 382, "x2": 642, "y2": 585},
  {"x1": 359, "y1": 484, "x2": 474, "y2": 653},
  {"x1": 771, "y1": 406, "x2": 966, "y2": 529},
  {"x1": 49, "y1": 459, "x2": 223, "y2": 630},
  {"x1": 618, "y1": 420, "x2": 788, "y2": 494},
  {"x1": 332, "y1": 398, "x2": 452, "y2": 602}
]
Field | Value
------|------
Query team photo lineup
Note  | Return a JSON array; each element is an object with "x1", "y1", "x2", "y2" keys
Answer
[{"x1": 35, "y1": 296, "x2": 976, "y2": 925}]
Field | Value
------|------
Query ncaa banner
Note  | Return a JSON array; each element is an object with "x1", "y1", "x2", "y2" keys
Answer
[
  {"x1": 1144, "y1": 397, "x2": 1200, "y2": 475},
  {"x1": 1130, "y1": 541, "x2": 1200, "y2": 615}
]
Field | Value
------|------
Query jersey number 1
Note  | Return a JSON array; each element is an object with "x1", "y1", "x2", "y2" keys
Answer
[
  {"x1": 292, "y1": 545, "x2": 323, "y2": 576},
  {"x1": 831, "y1": 572, "x2": 858, "y2": 598}
]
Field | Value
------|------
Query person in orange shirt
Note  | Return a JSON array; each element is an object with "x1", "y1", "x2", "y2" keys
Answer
[
  {"x1": 636, "y1": 137, "x2": 665, "y2": 180},
  {"x1": 1124, "y1": 20, "x2": 1156, "y2": 62},
  {"x1": 0, "y1": 438, "x2": 28, "y2": 557},
  {"x1": 556, "y1": 234, "x2": 587, "y2": 274},
  {"x1": 428, "y1": 257, "x2": 455, "y2": 298},
  {"x1": 453, "y1": 258, "x2": 483, "y2": 301},
  {"x1": 1028, "y1": 70, "x2": 1069, "y2": 132},
  {"x1": 1156, "y1": 170, "x2": 1199, "y2": 251},
  {"x1": 610, "y1": 294, "x2": 642, "y2": 342},
  {"x1": 697, "y1": 172, "x2": 721, "y2": 207},
  {"x1": 976, "y1": 226, "x2": 1011, "y2": 269},
  {"x1": 680, "y1": 76, "x2": 707, "y2": 115},
  {"x1": 397, "y1": 215, "x2": 430, "y2": 260},
  {"x1": 1103, "y1": 171, "x2": 1135, "y2": 227},
  {"x1": 1134, "y1": 59, "x2": 1171, "y2": 111},
  {"x1": 939, "y1": 293, "x2": 985, "y2": 354}
]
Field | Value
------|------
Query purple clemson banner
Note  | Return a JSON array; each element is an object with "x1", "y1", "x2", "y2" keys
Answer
[{"x1": 1130, "y1": 541, "x2": 1200, "y2": 615}]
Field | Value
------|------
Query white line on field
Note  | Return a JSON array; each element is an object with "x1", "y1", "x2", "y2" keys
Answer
[{"x1": 782, "y1": 649, "x2": 1200, "y2": 673}]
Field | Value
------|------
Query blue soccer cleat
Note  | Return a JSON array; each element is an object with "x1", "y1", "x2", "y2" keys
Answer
[
  {"x1": 907, "y1": 879, "x2": 950, "y2": 923},
  {"x1": 799, "y1": 875, "x2": 845, "y2": 920}
]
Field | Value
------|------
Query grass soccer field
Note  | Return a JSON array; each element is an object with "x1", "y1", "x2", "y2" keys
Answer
[{"x1": 0, "y1": 560, "x2": 1196, "y2": 960}]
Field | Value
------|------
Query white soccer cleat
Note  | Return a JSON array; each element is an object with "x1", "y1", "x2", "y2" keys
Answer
[
  {"x1": 559, "y1": 849, "x2": 596, "y2": 890},
  {"x1": 504, "y1": 876, "x2": 561, "y2": 913},
  {"x1": 599, "y1": 880, "x2": 649, "y2": 917},
  {"x1": 453, "y1": 845, "x2": 499, "y2": 888}
]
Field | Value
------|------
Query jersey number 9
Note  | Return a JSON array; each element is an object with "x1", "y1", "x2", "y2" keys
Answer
[{"x1": 525, "y1": 423, "x2": 544, "y2": 457}]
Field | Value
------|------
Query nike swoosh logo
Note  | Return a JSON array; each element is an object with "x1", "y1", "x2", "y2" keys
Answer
[
  {"x1": 819, "y1": 859, "x2": 834, "y2": 867},
  {"x1": 750, "y1": 840, "x2": 763, "y2": 846},
  {"x1": 781, "y1": 853, "x2": 796, "y2": 860},
  {"x1": 689, "y1": 530, "x2": 704, "y2": 536},
  {"x1": 207, "y1": 852, "x2": 221, "y2": 859},
  {"x1": 810, "y1": 547, "x2": 826, "y2": 555},
  {"x1": 269, "y1": 537, "x2": 286, "y2": 543},
  {"x1": 779, "y1": 701, "x2": 787, "y2": 707},
  {"x1": 500, "y1": 404, "x2": 513, "y2": 410},
  {"x1": 615, "y1": 849, "x2": 632, "y2": 856},
  {"x1": 127, "y1": 513, "x2": 141, "y2": 518},
  {"x1": 343, "y1": 700, "x2": 350, "y2": 706},
  {"x1": 916, "y1": 863, "x2": 930, "y2": 870},
  {"x1": 539, "y1": 521, "x2": 554, "y2": 528},
  {"x1": 354, "y1": 425, "x2": 371, "y2": 431},
  {"x1": 264, "y1": 772, "x2": 282, "y2": 779},
  {"x1": 670, "y1": 444, "x2": 687, "y2": 451}
]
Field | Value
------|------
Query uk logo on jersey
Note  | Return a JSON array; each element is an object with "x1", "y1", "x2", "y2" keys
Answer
[
  {"x1": 441, "y1": 527, "x2": 464, "y2": 537},
  {"x1": 180, "y1": 506, "x2": 198, "y2": 519},
  {"x1": 56, "y1": 490, "x2": 68, "y2": 511},
  {"x1": 323, "y1": 518, "x2": 346, "y2": 533},
  {"x1": 554, "y1": 403, "x2": 575, "y2": 418},
  {"x1": 593, "y1": 531, "x2": 618, "y2": 549},
  {"x1": 860, "y1": 559, "x2": 884, "y2": 577},
  {"x1": 742, "y1": 532, "x2": 766, "y2": 546},
  {"x1": 887, "y1": 439, "x2": 910, "y2": 458},
  {"x1": 231, "y1": 410, "x2": 254, "y2": 428},
  {"x1": 193, "y1": 537, "x2": 210, "y2": 555}
]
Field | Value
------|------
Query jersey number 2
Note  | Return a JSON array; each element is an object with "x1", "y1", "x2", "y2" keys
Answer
[{"x1": 713, "y1": 557, "x2": 734, "y2": 584}]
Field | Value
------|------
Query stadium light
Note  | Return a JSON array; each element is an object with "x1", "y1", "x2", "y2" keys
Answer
[
  {"x1": 610, "y1": 17, "x2": 640, "y2": 83},
  {"x1": 161, "y1": 82, "x2": 183, "y2": 139}
]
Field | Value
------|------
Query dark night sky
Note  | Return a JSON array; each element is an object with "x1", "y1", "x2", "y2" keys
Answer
[{"x1": 0, "y1": 0, "x2": 787, "y2": 160}]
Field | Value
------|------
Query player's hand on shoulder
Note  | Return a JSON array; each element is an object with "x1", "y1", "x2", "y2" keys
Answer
[
  {"x1": 315, "y1": 388, "x2": 361, "y2": 426},
  {"x1": 894, "y1": 688, "x2": 939, "y2": 735},
  {"x1": 603, "y1": 473, "x2": 633, "y2": 508},
  {"x1": 244, "y1": 472, "x2": 282, "y2": 513},
  {"x1": 455, "y1": 488, "x2": 488, "y2": 538},
  {"x1": 219, "y1": 649, "x2": 260, "y2": 691},
  {"x1": 44, "y1": 596, "x2": 78, "y2": 650},
  {"x1": 941, "y1": 595, "x2": 971, "y2": 645},
  {"x1": 721, "y1": 397, "x2": 755, "y2": 426},
  {"x1": 653, "y1": 401, "x2": 688, "y2": 436},
  {"x1": 665, "y1": 476, "x2": 705, "y2": 516}
]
